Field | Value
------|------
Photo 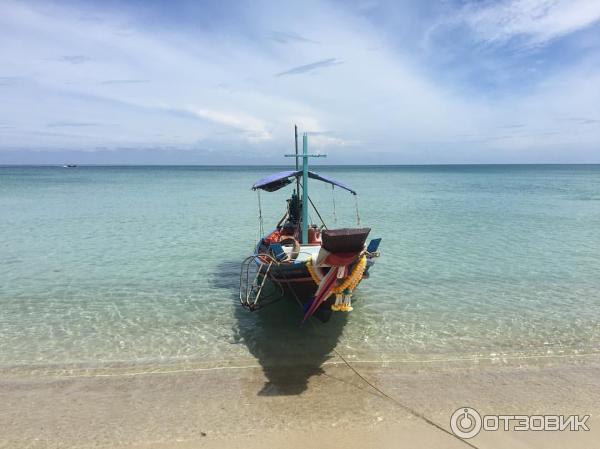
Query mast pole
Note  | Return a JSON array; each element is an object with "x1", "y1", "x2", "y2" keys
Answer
[
  {"x1": 302, "y1": 133, "x2": 309, "y2": 244},
  {"x1": 294, "y1": 125, "x2": 300, "y2": 171},
  {"x1": 294, "y1": 125, "x2": 300, "y2": 197}
]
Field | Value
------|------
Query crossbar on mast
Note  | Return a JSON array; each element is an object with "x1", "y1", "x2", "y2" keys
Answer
[{"x1": 284, "y1": 132, "x2": 326, "y2": 243}]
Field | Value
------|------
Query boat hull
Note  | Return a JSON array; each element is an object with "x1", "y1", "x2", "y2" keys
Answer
[
  {"x1": 262, "y1": 254, "x2": 376, "y2": 305},
  {"x1": 241, "y1": 231, "x2": 379, "y2": 318}
]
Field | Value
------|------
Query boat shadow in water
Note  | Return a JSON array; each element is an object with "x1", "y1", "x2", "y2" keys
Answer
[{"x1": 212, "y1": 260, "x2": 348, "y2": 396}]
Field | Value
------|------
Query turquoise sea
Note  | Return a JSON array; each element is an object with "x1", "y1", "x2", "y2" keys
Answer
[{"x1": 1, "y1": 165, "x2": 600, "y2": 371}]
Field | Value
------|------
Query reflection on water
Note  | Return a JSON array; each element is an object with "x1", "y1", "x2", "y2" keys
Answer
[
  {"x1": 238, "y1": 300, "x2": 347, "y2": 396},
  {"x1": 216, "y1": 260, "x2": 347, "y2": 395}
]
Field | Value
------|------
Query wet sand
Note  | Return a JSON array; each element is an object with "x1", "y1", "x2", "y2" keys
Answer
[{"x1": 1, "y1": 353, "x2": 599, "y2": 449}]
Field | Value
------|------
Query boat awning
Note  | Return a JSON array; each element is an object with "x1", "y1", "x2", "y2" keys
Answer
[{"x1": 252, "y1": 170, "x2": 356, "y2": 195}]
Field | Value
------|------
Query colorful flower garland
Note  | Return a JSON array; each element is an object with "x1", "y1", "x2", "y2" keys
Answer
[{"x1": 306, "y1": 255, "x2": 367, "y2": 311}]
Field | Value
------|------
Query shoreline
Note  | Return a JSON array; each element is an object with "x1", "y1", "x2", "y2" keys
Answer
[
  {"x1": 2, "y1": 353, "x2": 598, "y2": 448},
  {"x1": 2, "y1": 347, "x2": 598, "y2": 379}
]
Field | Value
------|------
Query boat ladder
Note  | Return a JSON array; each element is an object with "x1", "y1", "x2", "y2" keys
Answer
[{"x1": 239, "y1": 255, "x2": 283, "y2": 311}]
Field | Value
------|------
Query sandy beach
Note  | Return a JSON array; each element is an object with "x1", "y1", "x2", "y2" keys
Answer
[{"x1": 2, "y1": 353, "x2": 598, "y2": 448}]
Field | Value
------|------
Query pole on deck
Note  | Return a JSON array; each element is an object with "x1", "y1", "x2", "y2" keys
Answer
[
  {"x1": 294, "y1": 125, "x2": 300, "y2": 197},
  {"x1": 294, "y1": 125, "x2": 299, "y2": 170},
  {"x1": 301, "y1": 133, "x2": 309, "y2": 244}
]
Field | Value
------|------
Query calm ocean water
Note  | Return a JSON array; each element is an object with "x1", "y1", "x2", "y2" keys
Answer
[{"x1": 1, "y1": 165, "x2": 600, "y2": 370}]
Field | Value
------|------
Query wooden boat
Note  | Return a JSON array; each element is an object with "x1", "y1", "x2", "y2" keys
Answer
[{"x1": 240, "y1": 127, "x2": 381, "y2": 323}]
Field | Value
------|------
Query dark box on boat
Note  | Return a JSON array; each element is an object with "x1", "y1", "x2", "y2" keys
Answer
[{"x1": 321, "y1": 228, "x2": 371, "y2": 253}]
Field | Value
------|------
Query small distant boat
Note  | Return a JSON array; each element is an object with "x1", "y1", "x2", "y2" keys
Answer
[
  {"x1": 63, "y1": 164, "x2": 77, "y2": 168},
  {"x1": 240, "y1": 127, "x2": 381, "y2": 323}
]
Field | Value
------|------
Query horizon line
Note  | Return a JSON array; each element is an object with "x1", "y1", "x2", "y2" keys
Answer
[{"x1": 2, "y1": 163, "x2": 600, "y2": 167}]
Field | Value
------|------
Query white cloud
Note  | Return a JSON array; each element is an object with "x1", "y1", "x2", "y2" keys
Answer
[
  {"x1": 459, "y1": 0, "x2": 600, "y2": 46},
  {"x1": 0, "y1": 0, "x2": 599, "y2": 162},
  {"x1": 185, "y1": 107, "x2": 271, "y2": 141}
]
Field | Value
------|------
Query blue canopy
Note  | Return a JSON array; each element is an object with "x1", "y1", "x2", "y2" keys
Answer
[{"x1": 252, "y1": 170, "x2": 356, "y2": 195}]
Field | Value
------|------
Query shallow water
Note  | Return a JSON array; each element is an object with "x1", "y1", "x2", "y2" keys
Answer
[{"x1": 1, "y1": 165, "x2": 600, "y2": 370}]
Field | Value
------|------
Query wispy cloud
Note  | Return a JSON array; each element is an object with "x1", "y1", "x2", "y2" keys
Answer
[
  {"x1": 185, "y1": 107, "x2": 271, "y2": 141},
  {"x1": 100, "y1": 79, "x2": 149, "y2": 85},
  {"x1": 58, "y1": 55, "x2": 90, "y2": 64},
  {"x1": 269, "y1": 31, "x2": 317, "y2": 44},
  {"x1": 0, "y1": 76, "x2": 24, "y2": 86},
  {"x1": 275, "y1": 58, "x2": 343, "y2": 76},
  {"x1": 458, "y1": 0, "x2": 600, "y2": 47},
  {"x1": 564, "y1": 117, "x2": 600, "y2": 125},
  {"x1": 47, "y1": 121, "x2": 100, "y2": 127}
]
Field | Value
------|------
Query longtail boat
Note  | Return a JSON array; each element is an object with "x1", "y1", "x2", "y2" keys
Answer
[{"x1": 240, "y1": 127, "x2": 381, "y2": 323}]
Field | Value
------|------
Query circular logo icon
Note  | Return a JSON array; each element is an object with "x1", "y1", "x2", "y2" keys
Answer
[{"x1": 450, "y1": 407, "x2": 482, "y2": 439}]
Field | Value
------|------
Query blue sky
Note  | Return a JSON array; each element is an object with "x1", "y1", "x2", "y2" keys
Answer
[{"x1": 0, "y1": 0, "x2": 599, "y2": 164}]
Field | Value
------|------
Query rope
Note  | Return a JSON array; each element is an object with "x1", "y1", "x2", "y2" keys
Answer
[
  {"x1": 257, "y1": 190, "x2": 264, "y2": 237},
  {"x1": 331, "y1": 349, "x2": 480, "y2": 449},
  {"x1": 354, "y1": 195, "x2": 361, "y2": 226},
  {"x1": 280, "y1": 276, "x2": 479, "y2": 449},
  {"x1": 253, "y1": 251, "x2": 477, "y2": 448},
  {"x1": 331, "y1": 185, "x2": 338, "y2": 224},
  {"x1": 308, "y1": 195, "x2": 328, "y2": 229}
]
